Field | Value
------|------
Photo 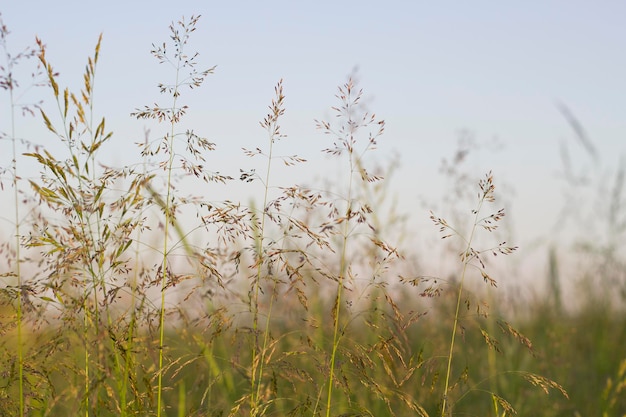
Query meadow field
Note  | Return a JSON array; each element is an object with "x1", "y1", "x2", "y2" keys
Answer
[{"x1": 1, "y1": 14, "x2": 625, "y2": 417}]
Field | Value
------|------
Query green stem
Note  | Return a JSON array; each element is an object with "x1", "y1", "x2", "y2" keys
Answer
[
  {"x1": 440, "y1": 197, "x2": 485, "y2": 417},
  {"x1": 121, "y1": 135, "x2": 148, "y2": 415},
  {"x1": 9, "y1": 76, "x2": 25, "y2": 417},
  {"x1": 325, "y1": 150, "x2": 355, "y2": 417},
  {"x1": 440, "y1": 260, "x2": 469, "y2": 417},
  {"x1": 157, "y1": 59, "x2": 180, "y2": 417},
  {"x1": 250, "y1": 82, "x2": 285, "y2": 415},
  {"x1": 251, "y1": 131, "x2": 274, "y2": 415}
]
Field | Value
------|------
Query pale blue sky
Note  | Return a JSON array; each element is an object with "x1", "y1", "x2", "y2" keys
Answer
[{"x1": 2, "y1": 1, "x2": 625, "y2": 284}]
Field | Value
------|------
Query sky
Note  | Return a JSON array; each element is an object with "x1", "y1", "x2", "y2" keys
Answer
[{"x1": 2, "y1": 1, "x2": 625, "y2": 293}]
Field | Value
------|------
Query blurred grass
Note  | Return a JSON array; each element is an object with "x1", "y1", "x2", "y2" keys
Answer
[{"x1": 2, "y1": 285, "x2": 623, "y2": 416}]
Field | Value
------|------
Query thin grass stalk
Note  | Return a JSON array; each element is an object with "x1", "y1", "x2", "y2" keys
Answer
[
  {"x1": 177, "y1": 379, "x2": 186, "y2": 417},
  {"x1": 251, "y1": 80, "x2": 285, "y2": 415},
  {"x1": 486, "y1": 287, "x2": 500, "y2": 415},
  {"x1": 249, "y1": 204, "x2": 264, "y2": 414},
  {"x1": 119, "y1": 255, "x2": 137, "y2": 412},
  {"x1": 325, "y1": 98, "x2": 358, "y2": 417},
  {"x1": 435, "y1": 173, "x2": 514, "y2": 416},
  {"x1": 248, "y1": 137, "x2": 274, "y2": 414},
  {"x1": 441, "y1": 290, "x2": 464, "y2": 412},
  {"x1": 130, "y1": 16, "x2": 216, "y2": 413},
  {"x1": 83, "y1": 302, "x2": 90, "y2": 416},
  {"x1": 440, "y1": 195, "x2": 483, "y2": 417},
  {"x1": 317, "y1": 77, "x2": 384, "y2": 416},
  {"x1": 325, "y1": 177, "x2": 353, "y2": 417},
  {"x1": 1, "y1": 18, "x2": 40, "y2": 414},
  {"x1": 248, "y1": 204, "x2": 268, "y2": 406},
  {"x1": 120, "y1": 132, "x2": 150, "y2": 416},
  {"x1": 8, "y1": 57, "x2": 25, "y2": 417},
  {"x1": 156, "y1": 65, "x2": 179, "y2": 417}
]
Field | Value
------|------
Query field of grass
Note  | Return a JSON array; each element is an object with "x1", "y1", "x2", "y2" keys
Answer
[{"x1": 1, "y1": 14, "x2": 625, "y2": 417}]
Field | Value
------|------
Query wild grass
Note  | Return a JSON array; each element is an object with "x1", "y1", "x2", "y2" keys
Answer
[
  {"x1": 429, "y1": 171, "x2": 518, "y2": 416},
  {"x1": 1, "y1": 12, "x2": 624, "y2": 417},
  {"x1": 0, "y1": 13, "x2": 46, "y2": 417}
]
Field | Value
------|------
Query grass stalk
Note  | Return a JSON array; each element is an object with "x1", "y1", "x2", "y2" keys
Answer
[
  {"x1": 323, "y1": 116, "x2": 357, "y2": 417},
  {"x1": 250, "y1": 80, "x2": 286, "y2": 415},
  {"x1": 8, "y1": 49, "x2": 25, "y2": 417},
  {"x1": 0, "y1": 17, "x2": 42, "y2": 415},
  {"x1": 319, "y1": 77, "x2": 384, "y2": 417},
  {"x1": 440, "y1": 193, "x2": 484, "y2": 416},
  {"x1": 120, "y1": 130, "x2": 150, "y2": 416},
  {"x1": 325, "y1": 195, "x2": 352, "y2": 417},
  {"x1": 130, "y1": 15, "x2": 216, "y2": 415},
  {"x1": 156, "y1": 95, "x2": 177, "y2": 417},
  {"x1": 434, "y1": 172, "x2": 516, "y2": 416},
  {"x1": 440, "y1": 238, "x2": 474, "y2": 417}
]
